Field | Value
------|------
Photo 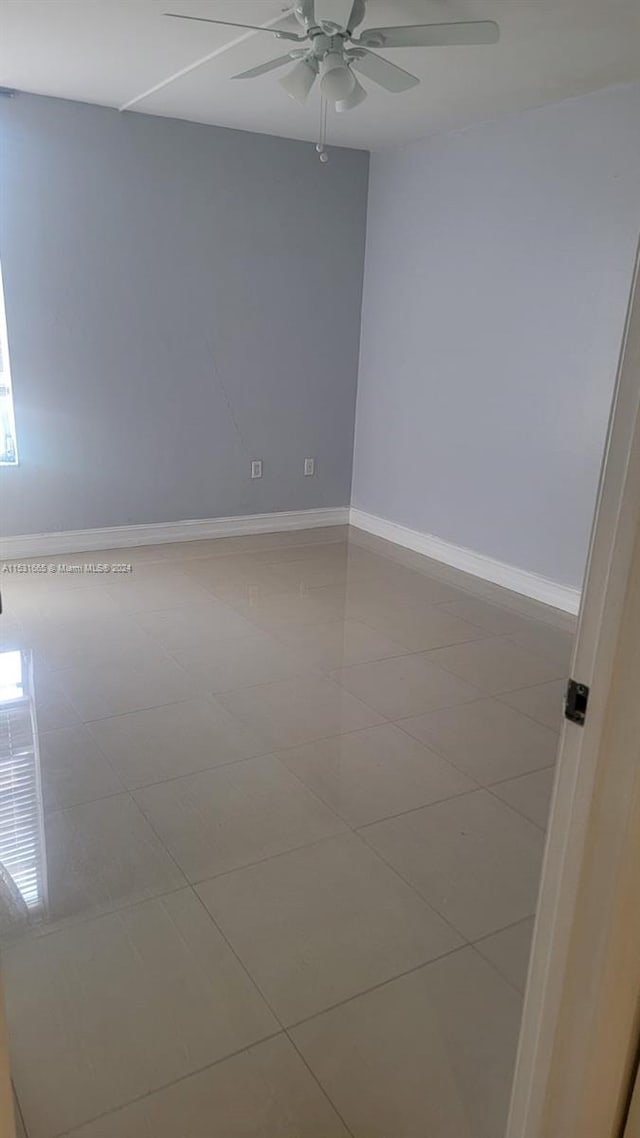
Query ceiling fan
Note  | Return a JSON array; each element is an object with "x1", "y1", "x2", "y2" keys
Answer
[{"x1": 165, "y1": 1, "x2": 499, "y2": 113}]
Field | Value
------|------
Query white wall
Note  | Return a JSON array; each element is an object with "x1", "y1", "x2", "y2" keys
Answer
[
  {"x1": 353, "y1": 84, "x2": 640, "y2": 591},
  {"x1": 0, "y1": 96, "x2": 368, "y2": 538}
]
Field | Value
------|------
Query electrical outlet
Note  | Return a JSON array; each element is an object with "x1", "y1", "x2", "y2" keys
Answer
[
  {"x1": 251, "y1": 460, "x2": 263, "y2": 479},
  {"x1": 304, "y1": 458, "x2": 315, "y2": 476}
]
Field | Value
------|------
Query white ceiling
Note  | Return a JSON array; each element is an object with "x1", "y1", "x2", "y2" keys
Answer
[{"x1": 0, "y1": 0, "x2": 638, "y2": 150}]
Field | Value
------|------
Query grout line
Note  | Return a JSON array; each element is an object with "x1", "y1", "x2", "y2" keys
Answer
[
  {"x1": 172, "y1": 891, "x2": 361, "y2": 1136},
  {"x1": 284, "y1": 1032, "x2": 357, "y2": 1137},
  {"x1": 484, "y1": 783, "x2": 550, "y2": 833},
  {"x1": 67, "y1": 693, "x2": 201, "y2": 726},
  {"x1": 47, "y1": 1029, "x2": 285, "y2": 1138},
  {"x1": 487, "y1": 762, "x2": 557, "y2": 790},
  {"x1": 283, "y1": 942, "x2": 470, "y2": 1034},
  {"x1": 277, "y1": 742, "x2": 483, "y2": 828},
  {"x1": 353, "y1": 822, "x2": 472, "y2": 944},
  {"x1": 88, "y1": 730, "x2": 541, "y2": 892},
  {"x1": 188, "y1": 830, "x2": 350, "y2": 889},
  {"x1": 472, "y1": 912, "x2": 537, "y2": 947},
  {"x1": 12, "y1": 1083, "x2": 29, "y2": 1138},
  {"x1": 467, "y1": 942, "x2": 528, "y2": 998},
  {"x1": 187, "y1": 886, "x2": 285, "y2": 1031},
  {"x1": 83, "y1": 747, "x2": 286, "y2": 795},
  {"x1": 471, "y1": 918, "x2": 539, "y2": 997},
  {"x1": 494, "y1": 686, "x2": 566, "y2": 729},
  {"x1": 18, "y1": 884, "x2": 189, "y2": 945},
  {"x1": 43, "y1": 784, "x2": 127, "y2": 815},
  {"x1": 391, "y1": 713, "x2": 558, "y2": 791}
]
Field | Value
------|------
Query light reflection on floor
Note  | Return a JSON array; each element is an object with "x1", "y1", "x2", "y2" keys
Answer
[{"x1": 0, "y1": 648, "x2": 48, "y2": 935}]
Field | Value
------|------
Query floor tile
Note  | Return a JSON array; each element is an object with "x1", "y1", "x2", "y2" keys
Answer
[
  {"x1": 491, "y1": 767, "x2": 556, "y2": 829},
  {"x1": 358, "y1": 601, "x2": 488, "y2": 653},
  {"x1": 475, "y1": 917, "x2": 535, "y2": 993},
  {"x1": 331, "y1": 654, "x2": 481, "y2": 720},
  {"x1": 33, "y1": 669, "x2": 82, "y2": 732},
  {"x1": 274, "y1": 619, "x2": 410, "y2": 671},
  {"x1": 4, "y1": 890, "x2": 277, "y2": 1138},
  {"x1": 54, "y1": 650, "x2": 193, "y2": 721},
  {"x1": 217, "y1": 675, "x2": 384, "y2": 748},
  {"x1": 398, "y1": 698, "x2": 559, "y2": 785},
  {"x1": 63, "y1": 1035, "x2": 350, "y2": 1138},
  {"x1": 267, "y1": 557, "x2": 362, "y2": 591},
  {"x1": 105, "y1": 566, "x2": 214, "y2": 613},
  {"x1": 17, "y1": 586, "x2": 121, "y2": 625},
  {"x1": 507, "y1": 621, "x2": 574, "y2": 671},
  {"x1": 134, "y1": 756, "x2": 346, "y2": 881},
  {"x1": 438, "y1": 595, "x2": 555, "y2": 637},
  {"x1": 173, "y1": 633, "x2": 317, "y2": 693},
  {"x1": 341, "y1": 571, "x2": 466, "y2": 609},
  {"x1": 427, "y1": 636, "x2": 563, "y2": 694},
  {"x1": 135, "y1": 602, "x2": 257, "y2": 651},
  {"x1": 278, "y1": 724, "x2": 475, "y2": 827},
  {"x1": 180, "y1": 556, "x2": 290, "y2": 602},
  {"x1": 199, "y1": 832, "x2": 462, "y2": 1025},
  {"x1": 0, "y1": 579, "x2": 111, "y2": 625},
  {"x1": 291, "y1": 946, "x2": 522, "y2": 1138},
  {"x1": 87, "y1": 698, "x2": 271, "y2": 789},
  {"x1": 500, "y1": 679, "x2": 566, "y2": 730},
  {"x1": 229, "y1": 589, "x2": 347, "y2": 631},
  {"x1": 40, "y1": 793, "x2": 186, "y2": 927},
  {"x1": 29, "y1": 615, "x2": 159, "y2": 673},
  {"x1": 39, "y1": 725, "x2": 123, "y2": 811},
  {"x1": 362, "y1": 790, "x2": 545, "y2": 940}
]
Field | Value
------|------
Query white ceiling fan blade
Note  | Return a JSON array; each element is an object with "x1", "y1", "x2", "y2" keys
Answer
[
  {"x1": 356, "y1": 21, "x2": 500, "y2": 49},
  {"x1": 279, "y1": 59, "x2": 319, "y2": 103},
  {"x1": 164, "y1": 13, "x2": 302, "y2": 42},
  {"x1": 349, "y1": 49, "x2": 419, "y2": 93},
  {"x1": 232, "y1": 55, "x2": 299, "y2": 81},
  {"x1": 347, "y1": 0, "x2": 366, "y2": 33},
  {"x1": 314, "y1": 0, "x2": 355, "y2": 31}
]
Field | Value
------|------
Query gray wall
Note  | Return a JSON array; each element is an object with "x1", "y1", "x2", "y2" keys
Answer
[
  {"x1": 353, "y1": 84, "x2": 640, "y2": 590},
  {"x1": 0, "y1": 95, "x2": 369, "y2": 536}
]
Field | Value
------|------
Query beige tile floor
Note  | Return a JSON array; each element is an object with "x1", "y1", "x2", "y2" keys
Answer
[{"x1": 0, "y1": 525, "x2": 574, "y2": 1138}]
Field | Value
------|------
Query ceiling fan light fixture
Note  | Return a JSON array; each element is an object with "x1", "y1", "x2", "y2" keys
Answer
[
  {"x1": 319, "y1": 52, "x2": 356, "y2": 102},
  {"x1": 279, "y1": 57, "x2": 318, "y2": 103},
  {"x1": 335, "y1": 75, "x2": 367, "y2": 112}
]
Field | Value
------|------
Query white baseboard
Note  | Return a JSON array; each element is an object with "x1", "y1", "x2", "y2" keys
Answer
[
  {"x1": 1, "y1": 504, "x2": 581, "y2": 615},
  {"x1": 0, "y1": 507, "x2": 350, "y2": 561},
  {"x1": 350, "y1": 508, "x2": 581, "y2": 615}
]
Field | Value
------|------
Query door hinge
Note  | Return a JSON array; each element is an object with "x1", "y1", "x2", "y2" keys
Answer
[{"x1": 565, "y1": 678, "x2": 589, "y2": 726}]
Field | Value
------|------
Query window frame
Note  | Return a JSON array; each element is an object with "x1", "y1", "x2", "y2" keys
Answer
[{"x1": 0, "y1": 261, "x2": 18, "y2": 467}]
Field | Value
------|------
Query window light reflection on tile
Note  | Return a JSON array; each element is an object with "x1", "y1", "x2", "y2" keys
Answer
[
  {"x1": 0, "y1": 650, "x2": 25, "y2": 703},
  {"x1": 0, "y1": 649, "x2": 48, "y2": 924}
]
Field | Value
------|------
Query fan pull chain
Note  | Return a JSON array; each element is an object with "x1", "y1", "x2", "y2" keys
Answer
[{"x1": 316, "y1": 95, "x2": 329, "y2": 163}]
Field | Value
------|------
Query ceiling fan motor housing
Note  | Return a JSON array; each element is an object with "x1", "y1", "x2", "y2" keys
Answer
[{"x1": 294, "y1": 0, "x2": 366, "y2": 35}]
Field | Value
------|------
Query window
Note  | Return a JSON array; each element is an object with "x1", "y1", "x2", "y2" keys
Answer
[{"x1": 0, "y1": 262, "x2": 18, "y2": 464}]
